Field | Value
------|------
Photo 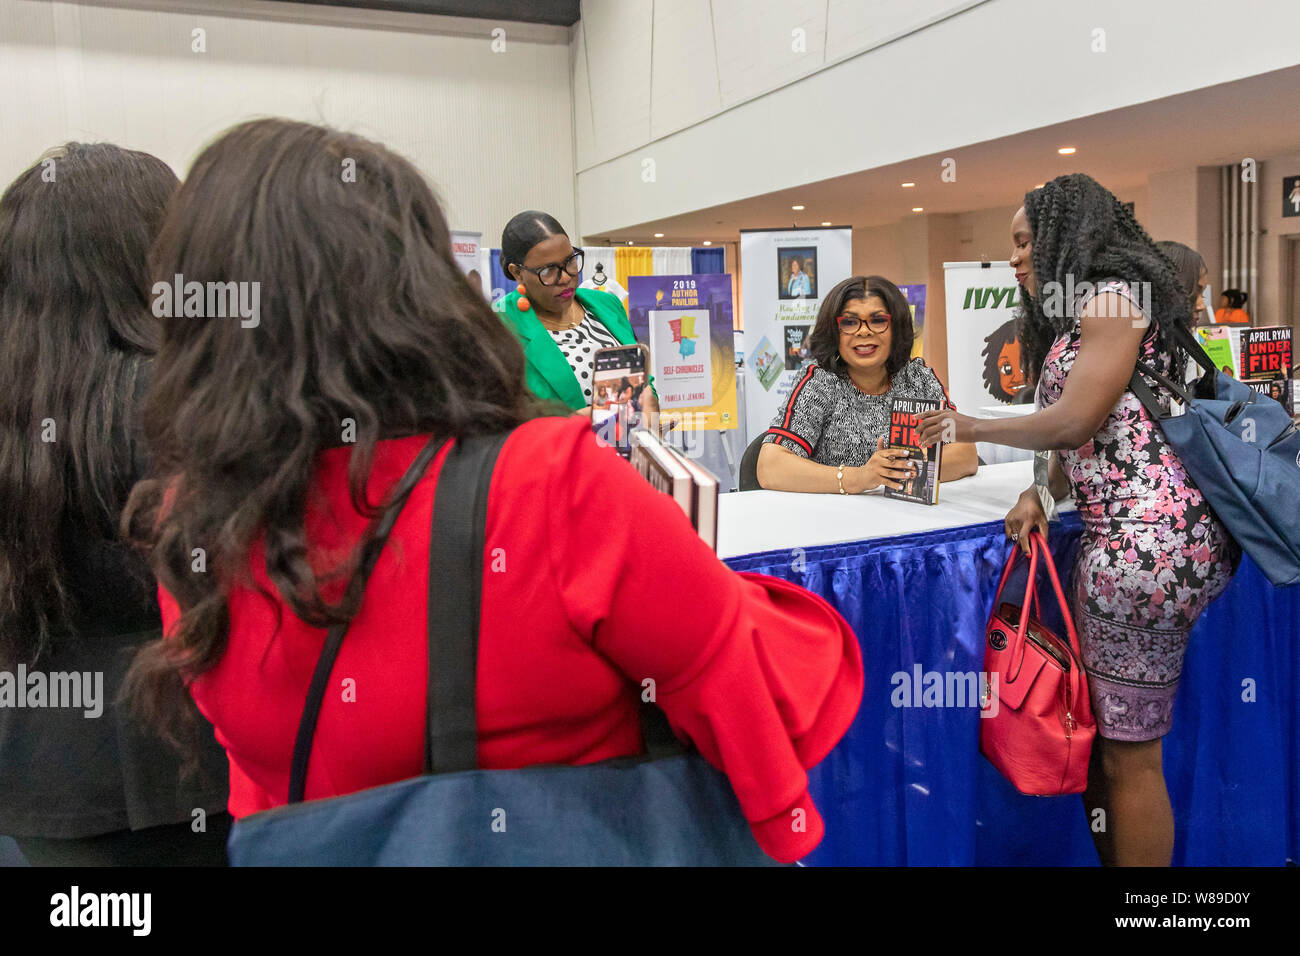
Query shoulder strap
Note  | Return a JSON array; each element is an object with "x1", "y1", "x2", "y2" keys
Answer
[
  {"x1": 424, "y1": 430, "x2": 687, "y2": 774},
  {"x1": 1127, "y1": 312, "x2": 1220, "y2": 420},
  {"x1": 425, "y1": 432, "x2": 511, "y2": 774},
  {"x1": 288, "y1": 434, "x2": 451, "y2": 804}
]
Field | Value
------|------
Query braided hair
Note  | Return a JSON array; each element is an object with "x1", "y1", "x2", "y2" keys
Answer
[{"x1": 1020, "y1": 174, "x2": 1190, "y2": 383}]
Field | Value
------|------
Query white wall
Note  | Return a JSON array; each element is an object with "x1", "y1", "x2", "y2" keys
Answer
[
  {"x1": 573, "y1": 0, "x2": 1300, "y2": 237},
  {"x1": 572, "y1": 0, "x2": 982, "y2": 171},
  {"x1": 0, "y1": 0, "x2": 575, "y2": 245}
]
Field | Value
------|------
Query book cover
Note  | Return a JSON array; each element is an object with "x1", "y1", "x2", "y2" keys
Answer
[
  {"x1": 1240, "y1": 326, "x2": 1292, "y2": 381},
  {"x1": 883, "y1": 397, "x2": 944, "y2": 506},
  {"x1": 1196, "y1": 326, "x2": 1236, "y2": 378},
  {"x1": 1243, "y1": 376, "x2": 1294, "y2": 415},
  {"x1": 752, "y1": 335, "x2": 784, "y2": 391},
  {"x1": 665, "y1": 445, "x2": 719, "y2": 551},
  {"x1": 630, "y1": 429, "x2": 694, "y2": 520},
  {"x1": 628, "y1": 274, "x2": 739, "y2": 431}
]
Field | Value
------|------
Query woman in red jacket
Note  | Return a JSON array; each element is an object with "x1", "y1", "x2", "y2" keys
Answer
[{"x1": 124, "y1": 118, "x2": 862, "y2": 864}]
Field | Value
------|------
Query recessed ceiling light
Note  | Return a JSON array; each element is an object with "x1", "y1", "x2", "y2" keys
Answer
[
  {"x1": 625, "y1": 240, "x2": 633, "y2": 245},
  {"x1": 653, "y1": 232, "x2": 664, "y2": 238},
  {"x1": 901, "y1": 182, "x2": 915, "y2": 188},
  {"x1": 821, "y1": 221, "x2": 832, "y2": 226},
  {"x1": 912, "y1": 207, "x2": 924, "y2": 213},
  {"x1": 702, "y1": 240, "x2": 712, "y2": 246},
  {"x1": 791, "y1": 204, "x2": 805, "y2": 211},
  {"x1": 1057, "y1": 146, "x2": 1076, "y2": 155}
]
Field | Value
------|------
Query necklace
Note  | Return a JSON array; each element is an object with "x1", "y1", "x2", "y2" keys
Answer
[{"x1": 540, "y1": 305, "x2": 585, "y2": 332}]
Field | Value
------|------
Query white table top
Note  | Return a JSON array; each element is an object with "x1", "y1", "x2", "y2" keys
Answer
[{"x1": 718, "y1": 460, "x2": 1074, "y2": 559}]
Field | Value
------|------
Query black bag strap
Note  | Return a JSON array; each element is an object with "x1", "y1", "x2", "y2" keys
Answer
[
  {"x1": 289, "y1": 434, "x2": 451, "y2": 804},
  {"x1": 424, "y1": 431, "x2": 687, "y2": 773},
  {"x1": 1127, "y1": 313, "x2": 1220, "y2": 422},
  {"x1": 425, "y1": 432, "x2": 510, "y2": 773}
]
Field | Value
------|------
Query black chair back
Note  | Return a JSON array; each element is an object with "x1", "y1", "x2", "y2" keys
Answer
[{"x1": 738, "y1": 433, "x2": 767, "y2": 491}]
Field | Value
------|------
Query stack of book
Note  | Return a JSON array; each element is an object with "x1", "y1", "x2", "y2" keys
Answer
[{"x1": 628, "y1": 429, "x2": 719, "y2": 550}]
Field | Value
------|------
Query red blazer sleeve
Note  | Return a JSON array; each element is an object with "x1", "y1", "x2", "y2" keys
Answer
[{"x1": 544, "y1": 420, "x2": 863, "y2": 862}]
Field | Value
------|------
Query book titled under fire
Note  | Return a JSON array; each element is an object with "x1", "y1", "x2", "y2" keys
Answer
[{"x1": 884, "y1": 396, "x2": 944, "y2": 506}]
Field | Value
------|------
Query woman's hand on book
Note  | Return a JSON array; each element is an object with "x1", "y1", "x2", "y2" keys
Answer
[
  {"x1": 917, "y1": 407, "x2": 976, "y2": 446},
  {"x1": 853, "y1": 437, "x2": 917, "y2": 493},
  {"x1": 1004, "y1": 487, "x2": 1048, "y2": 556}
]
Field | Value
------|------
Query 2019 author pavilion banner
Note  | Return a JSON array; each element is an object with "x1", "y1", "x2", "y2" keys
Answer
[{"x1": 628, "y1": 274, "x2": 738, "y2": 431}]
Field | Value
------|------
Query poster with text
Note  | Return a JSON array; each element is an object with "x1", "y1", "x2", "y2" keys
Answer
[
  {"x1": 451, "y1": 230, "x2": 489, "y2": 299},
  {"x1": 1241, "y1": 326, "x2": 1292, "y2": 380},
  {"x1": 739, "y1": 227, "x2": 852, "y2": 444},
  {"x1": 944, "y1": 262, "x2": 1031, "y2": 464},
  {"x1": 628, "y1": 274, "x2": 738, "y2": 431}
]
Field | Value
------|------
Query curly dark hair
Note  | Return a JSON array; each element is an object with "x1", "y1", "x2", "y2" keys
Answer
[
  {"x1": 1019, "y1": 174, "x2": 1190, "y2": 383},
  {"x1": 809, "y1": 275, "x2": 914, "y2": 378},
  {"x1": 0, "y1": 143, "x2": 176, "y2": 666},
  {"x1": 123, "y1": 118, "x2": 539, "y2": 743}
]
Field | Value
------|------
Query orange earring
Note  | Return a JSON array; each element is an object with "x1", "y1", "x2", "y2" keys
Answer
[{"x1": 516, "y1": 282, "x2": 531, "y2": 311}]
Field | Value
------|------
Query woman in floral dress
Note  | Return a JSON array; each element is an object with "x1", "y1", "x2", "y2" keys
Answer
[{"x1": 919, "y1": 174, "x2": 1238, "y2": 866}]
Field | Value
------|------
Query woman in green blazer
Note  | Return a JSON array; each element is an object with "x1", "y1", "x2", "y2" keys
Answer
[{"x1": 494, "y1": 210, "x2": 659, "y2": 419}]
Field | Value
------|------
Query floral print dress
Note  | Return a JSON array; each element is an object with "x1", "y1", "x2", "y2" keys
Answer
[{"x1": 1036, "y1": 280, "x2": 1239, "y2": 741}]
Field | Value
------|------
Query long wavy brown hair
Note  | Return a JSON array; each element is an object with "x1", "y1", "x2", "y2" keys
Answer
[
  {"x1": 0, "y1": 143, "x2": 175, "y2": 666},
  {"x1": 125, "y1": 118, "x2": 538, "y2": 741}
]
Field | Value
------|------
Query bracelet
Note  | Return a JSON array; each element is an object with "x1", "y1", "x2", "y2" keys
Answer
[{"x1": 836, "y1": 464, "x2": 847, "y2": 495}]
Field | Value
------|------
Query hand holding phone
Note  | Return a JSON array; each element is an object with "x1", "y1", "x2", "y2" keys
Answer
[{"x1": 591, "y1": 344, "x2": 650, "y2": 457}]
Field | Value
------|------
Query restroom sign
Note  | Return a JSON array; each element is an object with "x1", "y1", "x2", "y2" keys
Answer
[{"x1": 1284, "y1": 175, "x2": 1300, "y2": 218}]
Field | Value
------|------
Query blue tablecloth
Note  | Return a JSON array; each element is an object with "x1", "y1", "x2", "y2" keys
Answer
[{"x1": 724, "y1": 513, "x2": 1299, "y2": 866}]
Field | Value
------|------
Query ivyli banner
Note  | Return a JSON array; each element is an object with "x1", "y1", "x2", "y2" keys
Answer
[
  {"x1": 739, "y1": 227, "x2": 852, "y2": 444},
  {"x1": 627, "y1": 274, "x2": 738, "y2": 431},
  {"x1": 943, "y1": 261, "x2": 1033, "y2": 465}
]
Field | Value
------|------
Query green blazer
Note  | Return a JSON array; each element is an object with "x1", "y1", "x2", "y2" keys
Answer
[{"x1": 494, "y1": 287, "x2": 643, "y2": 411}]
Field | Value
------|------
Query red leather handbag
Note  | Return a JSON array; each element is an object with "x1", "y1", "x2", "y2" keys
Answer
[{"x1": 980, "y1": 530, "x2": 1095, "y2": 795}]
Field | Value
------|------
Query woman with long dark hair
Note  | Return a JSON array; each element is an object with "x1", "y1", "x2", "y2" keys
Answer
[
  {"x1": 0, "y1": 143, "x2": 228, "y2": 865},
  {"x1": 125, "y1": 119, "x2": 862, "y2": 863},
  {"x1": 919, "y1": 173, "x2": 1238, "y2": 866}
]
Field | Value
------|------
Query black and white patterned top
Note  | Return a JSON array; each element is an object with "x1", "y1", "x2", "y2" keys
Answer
[
  {"x1": 547, "y1": 309, "x2": 622, "y2": 403},
  {"x1": 762, "y1": 358, "x2": 955, "y2": 466}
]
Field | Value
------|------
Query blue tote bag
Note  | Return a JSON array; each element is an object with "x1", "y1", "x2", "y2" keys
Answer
[
  {"x1": 1129, "y1": 321, "x2": 1300, "y2": 587},
  {"x1": 227, "y1": 432, "x2": 780, "y2": 866}
]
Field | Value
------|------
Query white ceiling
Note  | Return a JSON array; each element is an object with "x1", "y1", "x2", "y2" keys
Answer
[{"x1": 585, "y1": 63, "x2": 1300, "y2": 245}]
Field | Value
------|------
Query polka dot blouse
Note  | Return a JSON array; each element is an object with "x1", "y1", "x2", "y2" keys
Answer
[{"x1": 546, "y1": 309, "x2": 622, "y2": 403}]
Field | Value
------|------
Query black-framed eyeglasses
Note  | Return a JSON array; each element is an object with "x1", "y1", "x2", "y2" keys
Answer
[
  {"x1": 836, "y1": 311, "x2": 891, "y2": 335},
  {"x1": 518, "y1": 249, "x2": 584, "y2": 286}
]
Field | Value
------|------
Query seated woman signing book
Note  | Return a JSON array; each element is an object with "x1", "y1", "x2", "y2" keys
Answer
[{"x1": 756, "y1": 275, "x2": 979, "y2": 494}]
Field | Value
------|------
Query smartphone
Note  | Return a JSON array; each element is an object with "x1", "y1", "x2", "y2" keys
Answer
[{"x1": 591, "y1": 343, "x2": 650, "y2": 457}]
